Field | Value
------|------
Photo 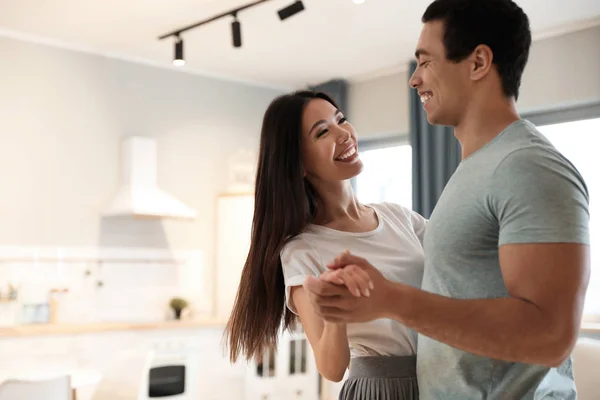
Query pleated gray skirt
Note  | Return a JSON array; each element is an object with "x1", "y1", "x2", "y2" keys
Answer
[{"x1": 338, "y1": 356, "x2": 419, "y2": 400}]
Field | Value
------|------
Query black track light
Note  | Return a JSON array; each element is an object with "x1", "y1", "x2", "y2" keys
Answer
[
  {"x1": 231, "y1": 14, "x2": 242, "y2": 48},
  {"x1": 278, "y1": 1, "x2": 305, "y2": 21},
  {"x1": 173, "y1": 36, "x2": 185, "y2": 67},
  {"x1": 159, "y1": 0, "x2": 309, "y2": 63}
]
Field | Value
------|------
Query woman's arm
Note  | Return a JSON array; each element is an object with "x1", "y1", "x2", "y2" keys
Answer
[
  {"x1": 286, "y1": 258, "x2": 372, "y2": 381},
  {"x1": 291, "y1": 285, "x2": 350, "y2": 382}
]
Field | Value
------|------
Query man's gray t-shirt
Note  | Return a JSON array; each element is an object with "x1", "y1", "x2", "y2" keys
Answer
[{"x1": 417, "y1": 120, "x2": 590, "y2": 399}]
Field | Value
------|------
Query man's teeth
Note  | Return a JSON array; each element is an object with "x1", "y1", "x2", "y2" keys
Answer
[
  {"x1": 420, "y1": 93, "x2": 432, "y2": 103},
  {"x1": 338, "y1": 146, "x2": 356, "y2": 160}
]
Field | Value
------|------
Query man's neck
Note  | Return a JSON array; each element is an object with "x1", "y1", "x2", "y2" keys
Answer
[{"x1": 455, "y1": 97, "x2": 520, "y2": 160}]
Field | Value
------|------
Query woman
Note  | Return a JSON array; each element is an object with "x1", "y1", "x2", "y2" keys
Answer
[{"x1": 224, "y1": 91, "x2": 426, "y2": 399}]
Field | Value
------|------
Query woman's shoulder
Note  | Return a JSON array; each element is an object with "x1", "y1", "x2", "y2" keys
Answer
[
  {"x1": 371, "y1": 202, "x2": 428, "y2": 242},
  {"x1": 280, "y1": 234, "x2": 318, "y2": 258},
  {"x1": 370, "y1": 202, "x2": 413, "y2": 221},
  {"x1": 279, "y1": 234, "x2": 324, "y2": 275}
]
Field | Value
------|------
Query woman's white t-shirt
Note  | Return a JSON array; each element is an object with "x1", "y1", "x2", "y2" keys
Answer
[{"x1": 281, "y1": 202, "x2": 426, "y2": 357}]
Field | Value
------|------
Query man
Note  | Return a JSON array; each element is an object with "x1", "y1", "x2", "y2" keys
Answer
[{"x1": 303, "y1": 0, "x2": 590, "y2": 398}]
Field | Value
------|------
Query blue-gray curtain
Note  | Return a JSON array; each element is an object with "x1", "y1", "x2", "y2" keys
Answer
[
  {"x1": 309, "y1": 79, "x2": 349, "y2": 116},
  {"x1": 409, "y1": 61, "x2": 461, "y2": 218}
]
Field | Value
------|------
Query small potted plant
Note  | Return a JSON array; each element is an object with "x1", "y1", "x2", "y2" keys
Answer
[{"x1": 169, "y1": 297, "x2": 189, "y2": 320}]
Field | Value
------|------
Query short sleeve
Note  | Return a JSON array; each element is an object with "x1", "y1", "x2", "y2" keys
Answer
[
  {"x1": 488, "y1": 148, "x2": 590, "y2": 246},
  {"x1": 410, "y1": 210, "x2": 428, "y2": 245},
  {"x1": 280, "y1": 238, "x2": 324, "y2": 314}
]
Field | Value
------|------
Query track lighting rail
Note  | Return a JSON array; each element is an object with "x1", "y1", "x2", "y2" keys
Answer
[
  {"x1": 157, "y1": 0, "x2": 305, "y2": 64},
  {"x1": 157, "y1": 0, "x2": 274, "y2": 40}
]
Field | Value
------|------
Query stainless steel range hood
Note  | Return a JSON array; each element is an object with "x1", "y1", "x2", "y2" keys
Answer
[{"x1": 102, "y1": 136, "x2": 197, "y2": 220}]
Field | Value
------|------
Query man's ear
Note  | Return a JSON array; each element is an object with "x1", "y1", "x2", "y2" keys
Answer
[{"x1": 470, "y1": 44, "x2": 494, "y2": 82}]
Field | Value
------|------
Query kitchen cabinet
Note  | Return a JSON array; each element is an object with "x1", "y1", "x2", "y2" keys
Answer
[
  {"x1": 214, "y1": 193, "x2": 254, "y2": 321},
  {"x1": 0, "y1": 326, "x2": 246, "y2": 400}
]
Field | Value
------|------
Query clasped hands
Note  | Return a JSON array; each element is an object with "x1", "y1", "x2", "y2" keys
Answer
[{"x1": 302, "y1": 251, "x2": 391, "y2": 324}]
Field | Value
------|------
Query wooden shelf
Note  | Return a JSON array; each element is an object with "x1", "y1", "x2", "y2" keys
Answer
[{"x1": 0, "y1": 318, "x2": 226, "y2": 338}]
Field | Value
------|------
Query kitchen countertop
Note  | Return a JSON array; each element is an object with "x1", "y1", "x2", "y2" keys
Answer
[
  {"x1": 0, "y1": 318, "x2": 226, "y2": 337},
  {"x1": 581, "y1": 322, "x2": 600, "y2": 334},
  {"x1": 1, "y1": 320, "x2": 597, "y2": 338}
]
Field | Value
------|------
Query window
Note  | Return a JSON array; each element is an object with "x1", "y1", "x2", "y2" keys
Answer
[
  {"x1": 537, "y1": 117, "x2": 600, "y2": 320},
  {"x1": 356, "y1": 141, "x2": 412, "y2": 209}
]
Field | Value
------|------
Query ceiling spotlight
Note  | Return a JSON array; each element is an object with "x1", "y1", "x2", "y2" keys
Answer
[
  {"x1": 353, "y1": 0, "x2": 366, "y2": 3},
  {"x1": 278, "y1": 1, "x2": 305, "y2": 21},
  {"x1": 173, "y1": 36, "x2": 185, "y2": 67},
  {"x1": 231, "y1": 14, "x2": 242, "y2": 48}
]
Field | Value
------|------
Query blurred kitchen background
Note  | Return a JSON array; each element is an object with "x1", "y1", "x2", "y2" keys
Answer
[{"x1": 0, "y1": 0, "x2": 599, "y2": 399}]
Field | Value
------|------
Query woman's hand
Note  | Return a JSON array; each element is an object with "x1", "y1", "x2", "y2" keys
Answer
[
  {"x1": 304, "y1": 252, "x2": 392, "y2": 324},
  {"x1": 319, "y1": 264, "x2": 374, "y2": 297}
]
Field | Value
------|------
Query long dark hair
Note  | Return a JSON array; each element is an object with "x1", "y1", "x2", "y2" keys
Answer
[{"x1": 223, "y1": 90, "x2": 339, "y2": 363}]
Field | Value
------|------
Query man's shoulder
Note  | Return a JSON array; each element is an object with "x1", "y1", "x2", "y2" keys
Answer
[
  {"x1": 493, "y1": 144, "x2": 582, "y2": 184},
  {"x1": 488, "y1": 120, "x2": 553, "y2": 158},
  {"x1": 484, "y1": 120, "x2": 579, "y2": 178}
]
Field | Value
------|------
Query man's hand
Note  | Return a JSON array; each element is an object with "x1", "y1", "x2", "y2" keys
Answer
[{"x1": 303, "y1": 252, "x2": 393, "y2": 323}]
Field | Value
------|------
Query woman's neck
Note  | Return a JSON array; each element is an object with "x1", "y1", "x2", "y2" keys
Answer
[{"x1": 310, "y1": 180, "x2": 365, "y2": 225}]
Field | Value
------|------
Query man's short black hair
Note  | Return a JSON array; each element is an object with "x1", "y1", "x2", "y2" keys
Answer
[{"x1": 423, "y1": 0, "x2": 531, "y2": 100}]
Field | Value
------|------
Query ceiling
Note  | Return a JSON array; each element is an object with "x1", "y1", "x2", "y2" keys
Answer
[{"x1": 1, "y1": 0, "x2": 599, "y2": 89}]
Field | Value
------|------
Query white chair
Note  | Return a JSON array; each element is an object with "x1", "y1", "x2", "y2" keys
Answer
[
  {"x1": 91, "y1": 349, "x2": 154, "y2": 400},
  {"x1": 0, "y1": 375, "x2": 71, "y2": 400},
  {"x1": 572, "y1": 337, "x2": 600, "y2": 400}
]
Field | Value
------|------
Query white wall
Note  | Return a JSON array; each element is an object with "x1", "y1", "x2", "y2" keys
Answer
[
  {"x1": 0, "y1": 36, "x2": 282, "y2": 271},
  {"x1": 348, "y1": 25, "x2": 600, "y2": 139},
  {"x1": 518, "y1": 25, "x2": 600, "y2": 113},
  {"x1": 347, "y1": 72, "x2": 410, "y2": 140}
]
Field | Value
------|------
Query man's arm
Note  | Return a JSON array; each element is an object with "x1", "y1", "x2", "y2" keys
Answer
[
  {"x1": 385, "y1": 242, "x2": 589, "y2": 367},
  {"x1": 387, "y1": 147, "x2": 591, "y2": 365},
  {"x1": 310, "y1": 244, "x2": 589, "y2": 367}
]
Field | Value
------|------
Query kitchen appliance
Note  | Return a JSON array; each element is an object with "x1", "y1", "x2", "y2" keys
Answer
[
  {"x1": 149, "y1": 365, "x2": 185, "y2": 398},
  {"x1": 103, "y1": 136, "x2": 197, "y2": 220},
  {"x1": 146, "y1": 337, "x2": 199, "y2": 400}
]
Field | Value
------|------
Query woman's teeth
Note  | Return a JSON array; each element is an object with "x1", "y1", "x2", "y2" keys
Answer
[
  {"x1": 337, "y1": 146, "x2": 356, "y2": 160},
  {"x1": 420, "y1": 93, "x2": 432, "y2": 103}
]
